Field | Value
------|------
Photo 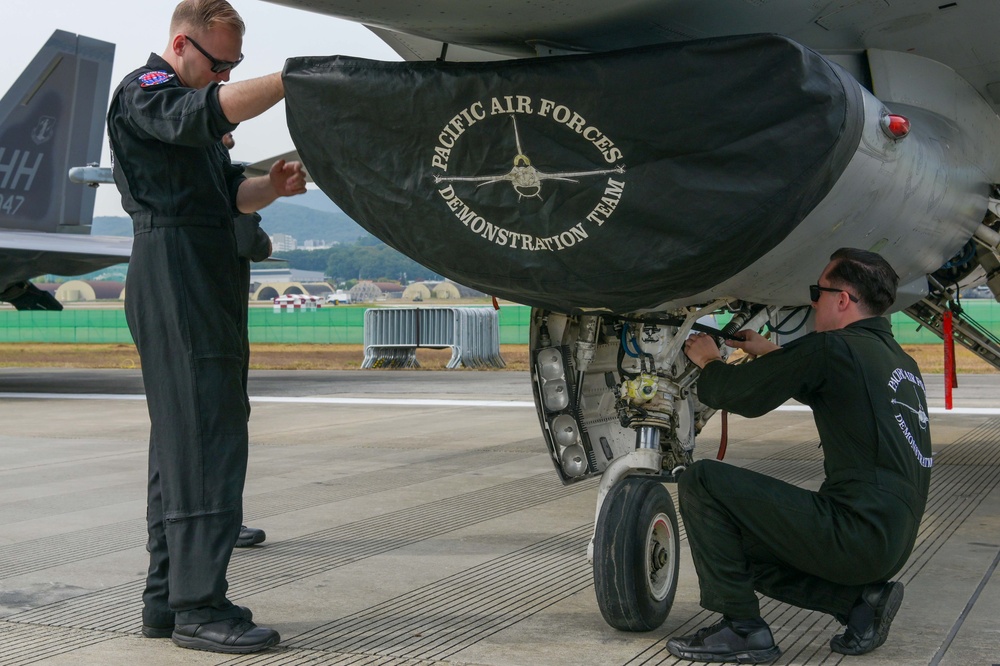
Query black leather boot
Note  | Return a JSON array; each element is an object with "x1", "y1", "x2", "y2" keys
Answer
[
  {"x1": 172, "y1": 617, "x2": 279, "y2": 654},
  {"x1": 667, "y1": 616, "x2": 781, "y2": 664},
  {"x1": 830, "y1": 581, "x2": 904, "y2": 655}
]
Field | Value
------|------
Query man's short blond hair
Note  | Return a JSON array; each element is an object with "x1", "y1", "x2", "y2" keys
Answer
[{"x1": 170, "y1": 0, "x2": 245, "y2": 37}]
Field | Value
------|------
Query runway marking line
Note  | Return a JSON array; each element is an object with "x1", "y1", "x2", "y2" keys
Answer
[{"x1": 0, "y1": 392, "x2": 997, "y2": 415}]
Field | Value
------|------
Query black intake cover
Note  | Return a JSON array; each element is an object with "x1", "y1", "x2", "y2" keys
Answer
[{"x1": 283, "y1": 34, "x2": 862, "y2": 314}]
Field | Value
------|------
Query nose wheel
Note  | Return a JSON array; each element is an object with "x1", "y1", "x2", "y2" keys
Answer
[{"x1": 593, "y1": 476, "x2": 680, "y2": 631}]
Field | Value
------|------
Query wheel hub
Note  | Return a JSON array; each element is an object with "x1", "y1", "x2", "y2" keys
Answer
[{"x1": 646, "y1": 514, "x2": 675, "y2": 601}]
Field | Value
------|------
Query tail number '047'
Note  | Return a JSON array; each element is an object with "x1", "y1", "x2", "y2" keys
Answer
[{"x1": 0, "y1": 194, "x2": 25, "y2": 215}]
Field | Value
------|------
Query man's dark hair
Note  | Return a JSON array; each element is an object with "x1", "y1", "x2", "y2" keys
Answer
[{"x1": 826, "y1": 247, "x2": 899, "y2": 316}]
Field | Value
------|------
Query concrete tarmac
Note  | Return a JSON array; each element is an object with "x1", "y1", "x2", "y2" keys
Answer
[{"x1": 0, "y1": 368, "x2": 998, "y2": 666}]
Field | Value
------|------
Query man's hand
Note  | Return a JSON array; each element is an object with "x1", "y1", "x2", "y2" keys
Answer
[
  {"x1": 269, "y1": 159, "x2": 307, "y2": 198},
  {"x1": 726, "y1": 329, "x2": 780, "y2": 357},
  {"x1": 236, "y1": 161, "x2": 306, "y2": 214},
  {"x1": 684, "y1": 332, "x2": 723, "y2": 369}
]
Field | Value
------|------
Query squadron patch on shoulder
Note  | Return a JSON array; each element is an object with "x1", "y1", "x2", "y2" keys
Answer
[{"x1": 138, "y1": 71, "x2": 174, "y2": 88}]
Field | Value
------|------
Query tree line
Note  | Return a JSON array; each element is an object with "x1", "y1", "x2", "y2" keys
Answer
[{"x1": 271, "y1": 235, "x2": 442, "y2": 284}]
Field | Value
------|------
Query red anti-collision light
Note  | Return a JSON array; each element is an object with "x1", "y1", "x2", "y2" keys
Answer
[{"x1": 881, "y1": 113, "x2": 910, "y2": 139}]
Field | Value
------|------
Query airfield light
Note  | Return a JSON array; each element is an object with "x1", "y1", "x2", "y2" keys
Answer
[{"x1": 881, "y1": 113, "x2": 911, "y2": 139}]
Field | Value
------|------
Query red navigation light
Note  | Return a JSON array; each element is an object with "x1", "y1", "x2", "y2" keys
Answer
[{"x1": 881, "y1": 113, "x2": 910, "y2": 139}]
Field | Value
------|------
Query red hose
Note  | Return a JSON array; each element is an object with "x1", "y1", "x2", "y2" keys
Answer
[{"x1": 717, "y1": 410, "x2": 728, "y2": 460}]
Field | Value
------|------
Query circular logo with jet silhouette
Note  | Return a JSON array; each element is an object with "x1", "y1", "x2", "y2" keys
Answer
[{"x1": 428, "y1": 95, "x2": 627, "y2": 253}]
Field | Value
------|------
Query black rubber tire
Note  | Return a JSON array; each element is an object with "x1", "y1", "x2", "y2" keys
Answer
[{"x1": 593, "y1": 476, "x2": 680, "y2": 631}]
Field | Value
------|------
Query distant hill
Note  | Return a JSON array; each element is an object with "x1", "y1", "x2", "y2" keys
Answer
[
  {"x1": 287, "y1": 189, "x2": 347, "y2": 214},
  {"x1": 92, "y1": 216, "x2": 133, "y2": 236},
  {"x1": 260, "y1": 200, "x2": 372, "y2": 245},
  {"x1": 92, "y1": 190, "x2": 371, "y2": 245}
]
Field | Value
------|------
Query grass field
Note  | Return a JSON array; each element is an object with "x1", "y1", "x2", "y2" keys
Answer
[{"x1": 0, "y1": 342, "x2": 992, "y2": 374}]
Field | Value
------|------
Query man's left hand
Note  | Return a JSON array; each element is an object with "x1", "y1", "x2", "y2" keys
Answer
[
  {"x1": 684, "y1": 332, "x2": 723, "y2": 369},
  {"x1": 269, "y1": 159, "x2": 307, "y2": 197}
]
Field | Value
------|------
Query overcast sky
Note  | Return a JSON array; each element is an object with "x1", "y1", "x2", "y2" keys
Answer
[{"x1": 0, "y1": 0, "x2": 401, "y2": 217}]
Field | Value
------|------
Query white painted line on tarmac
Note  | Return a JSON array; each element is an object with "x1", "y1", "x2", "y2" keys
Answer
[
  {"x1": 0, "y1": 392, "x2": 535, "y2": 408},
  {"x1": 251, "y1": 396, "x2": 537, "y2": 408},
  {"x1": 0, "y1": 392, "x2": 148, "y2": 401},
  {"x1": 0, "y1": 393, "x2": 997, "y2": 415}
]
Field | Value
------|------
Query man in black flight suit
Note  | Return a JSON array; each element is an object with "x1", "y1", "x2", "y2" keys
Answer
[
  {"x1": 106, "y1": 0, "x2": 306, "y2": 654},
  {"x1": 670, "y1": 248, "x2": 932, "y2": 664}
]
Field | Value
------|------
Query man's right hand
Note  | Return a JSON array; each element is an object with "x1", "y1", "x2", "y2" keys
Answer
[
  {"x1": 269, "y1": 159, "x2": 307, "y2": 198},
  {"x1": 726, "y1": 329, "x2": 781, "y2": 357}
]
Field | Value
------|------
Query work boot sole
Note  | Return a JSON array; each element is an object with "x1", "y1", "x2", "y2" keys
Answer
[
  {"x1": 872, "y1": 581, "x2": 904, "y2": 650},
  {"x1": 666, "y1": 643, "x2": 781, "y2": 664},
  {"x1": 171, "y1": 632, "x2": 279, "y2": 654}
]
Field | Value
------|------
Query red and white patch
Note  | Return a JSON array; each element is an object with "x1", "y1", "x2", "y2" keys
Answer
[{"x1": 138, "y1": 71, "x2": 174, "y2": 88}]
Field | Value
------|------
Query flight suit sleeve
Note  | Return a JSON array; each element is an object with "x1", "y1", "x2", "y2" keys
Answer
[
  {"x1": 696, "y1": 336, "x2": 828, "y2": 417},
  {"x1": 120, "y1": 79, "x2": 238, "y2": 147}
]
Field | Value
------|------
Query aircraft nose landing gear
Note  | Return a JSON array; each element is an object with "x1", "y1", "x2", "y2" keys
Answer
[{"x1": 530, "y1": 307, "x2": 733, "y2": 631}]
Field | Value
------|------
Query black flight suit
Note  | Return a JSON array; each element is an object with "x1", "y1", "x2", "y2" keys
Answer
[
  {"x1": 679, "y1": 317, "x2": 932, "y2": 621},
  {"x1": 107, "y1": 54, "x2": 249, "y2": 627}
]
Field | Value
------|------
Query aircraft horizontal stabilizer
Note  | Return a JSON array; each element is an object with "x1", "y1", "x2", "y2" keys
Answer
[{"x1": 243, "y1": 151, "x2": 313, "y2": 182}]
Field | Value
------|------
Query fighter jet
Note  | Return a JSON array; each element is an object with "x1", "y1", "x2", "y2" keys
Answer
[
  {"x1": 0, "y1": 30, "x2": 132, "y2": 310},
  {"x1": 260, "y1": 0, "x2": 1000, "y2": 631}
]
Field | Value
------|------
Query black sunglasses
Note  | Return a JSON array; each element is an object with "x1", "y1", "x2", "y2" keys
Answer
[
  {"x1": 185, "y1": 35, "x2": 244, "y2": 73},
  {"x1": 810, "y1": 284, "x2": 859, "y2": 303}
]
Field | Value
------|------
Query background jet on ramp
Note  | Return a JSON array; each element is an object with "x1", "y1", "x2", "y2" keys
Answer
[{"x1": 0, "y1": 29, "x2": 132, "y2": 310}]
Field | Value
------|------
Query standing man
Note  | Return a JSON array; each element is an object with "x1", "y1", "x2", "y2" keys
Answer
[
  {"x1": 107, "y1": 0, "x2": 306, "y2": 654},
  {"x1": 670, "y1": 248, "x2": 932, "y2": 664}
]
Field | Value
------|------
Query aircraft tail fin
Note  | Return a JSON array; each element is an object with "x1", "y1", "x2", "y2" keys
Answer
[{"x1": 0, "y1": 29, "x2": 114, "y2": 235}]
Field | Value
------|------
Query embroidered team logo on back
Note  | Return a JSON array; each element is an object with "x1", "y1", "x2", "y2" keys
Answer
[
  {"x1": 139, "y1": 71, "x2": 174, "y2": 88},
  {"x1": 888, "y1": 367, "x2": 933, "y2": 468}
]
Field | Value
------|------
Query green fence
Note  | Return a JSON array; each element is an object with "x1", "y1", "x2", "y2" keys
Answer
[
  {"x1": 0, "y1": 301, "x2": 996, "y2": 345},
  {"x1": 249, "y1": 307, "x2": 366, "y2": 344},
  {"x1": 0, "y1": 309, "x2": 134, "y2": 343},
  {"x1": 0, "y1": 304, "x2": 535, "y2": 345}
]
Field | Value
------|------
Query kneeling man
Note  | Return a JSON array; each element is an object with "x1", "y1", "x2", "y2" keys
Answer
[{"x1": 670, "y1": 248, "x2": 932, "y2": 664}]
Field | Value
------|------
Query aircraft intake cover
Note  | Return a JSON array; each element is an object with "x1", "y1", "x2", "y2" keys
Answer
[{"x1": 283, "y1": 34, "x2": 862, "y2": 314}]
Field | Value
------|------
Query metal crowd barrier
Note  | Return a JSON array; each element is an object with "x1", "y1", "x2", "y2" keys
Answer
[{"x1": 362, "y1": 307, "x2": 505, "y2": 369}]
